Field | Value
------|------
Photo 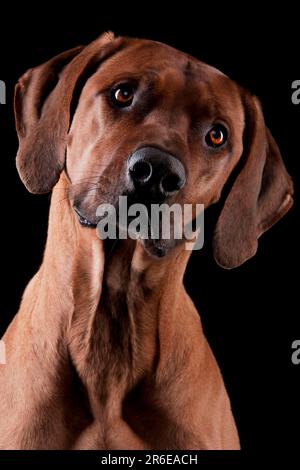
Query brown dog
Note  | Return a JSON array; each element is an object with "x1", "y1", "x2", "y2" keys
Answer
[{"x1": 0, "y1": 32, "x2": 293, "y2": 449}]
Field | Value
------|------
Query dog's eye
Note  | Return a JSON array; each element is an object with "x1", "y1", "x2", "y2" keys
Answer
[
  {"x1": 110, "y1": 83, "x2": 135, "y2": 108},
  {"x1": 205, "y1": 125, "x2": 228, "y2": 148}
]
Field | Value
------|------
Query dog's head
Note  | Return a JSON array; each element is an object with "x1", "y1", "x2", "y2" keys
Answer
[{"x1": 14, "y1": 32, "x2": 293, "y2": 268}]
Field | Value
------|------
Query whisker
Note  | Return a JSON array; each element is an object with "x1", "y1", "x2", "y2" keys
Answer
[
  {"x1": 55, "y1": 177, "x2": 115, "y2": 192},
  {"x1": 63, "y1": 167, "x2": 122, "y2": 180},
  {"x1": 54, "y1": 187, "x2": 113, "y2": 206}
]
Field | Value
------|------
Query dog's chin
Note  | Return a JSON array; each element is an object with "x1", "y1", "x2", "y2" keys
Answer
[
  {"x1": 115, "y1": 219, "x2": 178, "y2": 258},
  {"x1": 141, "y1": 238, "x2": 178, "y2": 258}
]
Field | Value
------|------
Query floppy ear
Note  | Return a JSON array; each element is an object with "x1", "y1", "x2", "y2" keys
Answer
[
  {"x1": 14, "y1": 32, "x2": 125, "y2": 194},
  {"x1": 213, "y1": 92, "x2": 294, "y2": 269}
]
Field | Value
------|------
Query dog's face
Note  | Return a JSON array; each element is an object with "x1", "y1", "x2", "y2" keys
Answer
[
  {"x1": 14, "y1": 33, "x2": 293, "y2": 267},
  {"x1": 67, "y1": 41, "x2": 244, "y2": 251}
]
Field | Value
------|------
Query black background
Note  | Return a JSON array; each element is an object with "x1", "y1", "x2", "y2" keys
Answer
[{"x1": 0, "y1": 3, "x2": 299, "y2": 465}]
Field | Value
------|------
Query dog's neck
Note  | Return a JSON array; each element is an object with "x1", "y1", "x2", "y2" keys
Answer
[{"x1": 36, "y1": 176, "x2": 192, "y2": 394}]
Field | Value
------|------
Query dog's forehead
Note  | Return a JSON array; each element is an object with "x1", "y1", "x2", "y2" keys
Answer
[
  {"x1": 120, "y1": 39, "x2": 224, "y2": 76},
  {"x1": 75, "y1": 37, "x2": 243, "y2": 121},
  {"x1": 91, "y1": 38, "x2": 227, "y2": 86}
]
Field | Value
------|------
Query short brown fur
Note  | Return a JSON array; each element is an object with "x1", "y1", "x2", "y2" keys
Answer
[{"x1": 0, "y1": 33, "x2": 293, "y2": 449}]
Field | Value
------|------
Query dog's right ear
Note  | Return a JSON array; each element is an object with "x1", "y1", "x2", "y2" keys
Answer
[
  {"x1": 213, "y1": 92, "x2": 293, "y2": 269},
  {"x1": 14, "y1": 32, "x2": 125, "y2": 194}
]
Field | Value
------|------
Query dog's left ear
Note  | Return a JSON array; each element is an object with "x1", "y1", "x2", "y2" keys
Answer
[
  {"x1": 14, "y1": 32, "x2": 125, "y2": 194},
  {"x1": 213, "y1": 92, "x2": 294, "y2": 269}
]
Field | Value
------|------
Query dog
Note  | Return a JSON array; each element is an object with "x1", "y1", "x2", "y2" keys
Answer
[{"x1": 0, "y1": 32, "x2": 293, "y2": 449}]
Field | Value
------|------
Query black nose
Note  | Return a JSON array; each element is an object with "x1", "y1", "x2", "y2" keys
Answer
[{"x1": 127, "y1": 147, "x2": 186, "y2": 200}]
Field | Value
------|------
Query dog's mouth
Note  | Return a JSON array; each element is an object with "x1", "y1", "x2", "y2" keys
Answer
[
  {"x1": 73, "y1": 195, "x2": 198, "y2": 259},
  {"x1": 74, "y1": 207, "x2": 97, "y2": 228}
]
